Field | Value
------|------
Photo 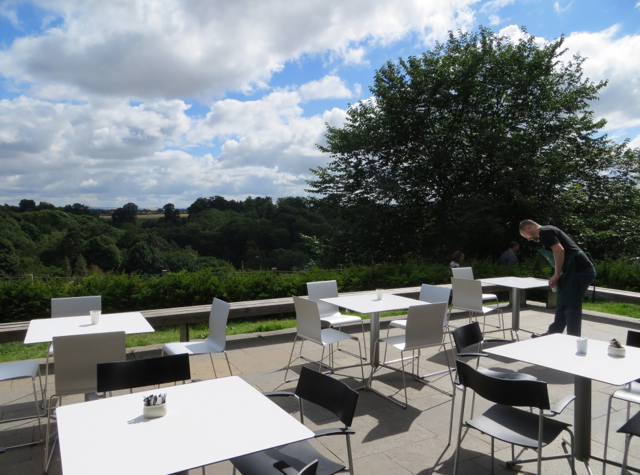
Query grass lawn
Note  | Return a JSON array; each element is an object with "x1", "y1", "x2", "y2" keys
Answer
[{"x1": 1, "y1": 301, "x2": 638, "y2": 363}]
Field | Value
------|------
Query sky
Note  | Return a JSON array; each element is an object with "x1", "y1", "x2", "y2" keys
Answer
[{"x1": 0, "y1": 0, "x2": 639, "y2": 209}]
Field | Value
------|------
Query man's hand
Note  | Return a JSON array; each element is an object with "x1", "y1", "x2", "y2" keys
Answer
[{"x1": 550, "y1": 243, "x2": 565, "y2": 288}]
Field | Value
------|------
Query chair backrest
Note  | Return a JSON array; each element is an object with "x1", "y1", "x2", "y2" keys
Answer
[
  {"x1": 51, "y1": 295, "x2": 102, "y2": 318},
  {"x1": 451, "y1": 267, "x2": 474, "y2": 280},
  {"x1": 627, "y1": 330, "x2": 640, "y2": 348},
  {"x1": 293, "y1": 297, "x2": 323, "y2": 343},
  {"x1": 97, "y1": 354, "x2": 191, "y2": 393},
  {"x1": 456, "y1": 359, "x2": 550, "y2": 410},
  {"x1": 419, "y1": 284, "x2": 451, "y2": 326},
  {"x1": 295, "y1": 366, "x2": 359, "y2": 427},
  {"x1": 298, "y1": 460, "x2": 319, "y2": 475},
  {"x1": 307, "y1": 280, "x2": 340, "y2": 319},
  {"x1": 53, "y1": 331, "x2": 126, "y2": 396},
  {"x1": 450, "y1": 277, "x2": 484, "y2": 312},
  {"x1": 452, "y1": 321, "x2": 483, "y2": 354},
  {"x1": 207, "y1": 298, "x2": 231, "y2": 349},
  {"x1": 404, "y1": 302, "x2": 448, "y2": 351}
]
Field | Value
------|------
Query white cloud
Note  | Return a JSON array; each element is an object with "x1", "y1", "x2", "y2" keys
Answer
[
  {"x1": 298, "y1": 76, "x2": 354, "y2": 102},
  {"x1": 563, "y1": 26, "x2": 640, "y2": 132},
  {"x1": 488, "y1": 14, "x2": 502, "y2": 25},
  {"x1": 481, "y1": 0, "x2": 515, "y2": 14},
  {"x1": 0, "y1": 0, "x2": 477, "y2": 100},
  {"x1": 554, "y1": 2, "x2": 573, "y2": 14}
]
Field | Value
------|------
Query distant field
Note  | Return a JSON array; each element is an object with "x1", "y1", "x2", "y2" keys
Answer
[{"x1": 99, "y1": 214, "x2": 163, "y2": 219}]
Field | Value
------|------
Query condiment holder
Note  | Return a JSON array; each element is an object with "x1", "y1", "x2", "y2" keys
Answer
[
  {"x1": 608, "y1": 338, "x2": 626, "y2": 357},
  {"x1": 143, "y1": 393, "x2": 167, "y2": 418}
]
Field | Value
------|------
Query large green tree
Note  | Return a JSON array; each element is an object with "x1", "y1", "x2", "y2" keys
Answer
[{"x1": 309, "y1": 27, "x2": 640, "y2": 264}]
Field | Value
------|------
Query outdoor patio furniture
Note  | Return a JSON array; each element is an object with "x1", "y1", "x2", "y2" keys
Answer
[
  {"x1": 603, "y1": 330, "x2": 640, "y2": 475},
  {"x1": 307, "y1": 280, "x2": 367, "y2": 358},
  {"x1": 284, "y1": 297, "x2": 365, "y2": 384},
  {"x1": 450, "y1": 277, "x2": 505, "y2": 336},
  {"x1": 231, "y1": 366, "x2": 358, "y2": 475},
  {"x1": 0, "y1": 360, "x2": 44, "y2": 453},
  {"x1": 97, "y1": 353, "x2": 192, "y2": 395},
  {"x1": 44, "y1": 331, "x2": 126, "y2": 473},
  {"x1": 452, "y1": 359, "x2": 576, "y2": 475},
  {"x1": 162, "y1": 298, "x2": 233, "y2": 377}
]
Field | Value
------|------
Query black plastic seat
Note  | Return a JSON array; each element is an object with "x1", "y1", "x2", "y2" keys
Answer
[
  {"x1": 231, "y1": 366, "x2": 359, "y2": 475},
  {"x1": 452, "y1": 360, "x2": 575, "y2": 475},
  {"x1": 452, "y1": 321, "x2": 537, "y2": 381},
  {"x1": 617, "y1": 410, "x2": 640, "y2": 474},
  {"x1": 97, "y1": 353, "x2": 191, "y2": 394}
]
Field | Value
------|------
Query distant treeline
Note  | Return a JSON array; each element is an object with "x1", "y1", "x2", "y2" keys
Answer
[{"x1": 0, "y1": 196, "x2": 334, "y2": 278}]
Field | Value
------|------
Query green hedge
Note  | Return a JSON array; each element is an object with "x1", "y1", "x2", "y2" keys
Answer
[{"x1": 1, "y1": 257, "x2": 637, "y2": 324}]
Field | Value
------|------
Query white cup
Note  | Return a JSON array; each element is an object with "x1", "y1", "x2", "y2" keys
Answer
[
  {"x1": 376, "y1": 289, "x2": 384, "y2": 300},
  {"x1": 576, "y1": 337, "x2": 588, "y2": 355},
  {"x1": 90, "y1": 310, "x2": 101, "y2": 325}
]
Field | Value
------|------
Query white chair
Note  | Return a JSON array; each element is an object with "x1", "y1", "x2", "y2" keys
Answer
[
  {"x1": 387, "y1": 284, "x2": 451, "y2": 334},
  {"x1": 44, "y1": 296, "x2": 102, "y2": 407},
  {"x1": 369, "y1": 302, "x2": 453, "y2": 415},
  {"x1": 162, "y1": 298, "x2": 233, "y2": 378},
  {"x1": 44, "y1": 331, "x2": 126, "y2": 473},
  {"x1": 451, "y1": 267, "x2": 499, "y2": 306},
  {"x1": 0, "y1": 360, "x2": 45, "y2": 452},
  {"x1": 450, "y1": 277, "x2": 505, "y2": 337},
  {"x1": 284, "y1": 297, "x2": 365, "y2": 384},
  {"x1": 307, "y1": 280, "x2": 367, "y2": 358}
]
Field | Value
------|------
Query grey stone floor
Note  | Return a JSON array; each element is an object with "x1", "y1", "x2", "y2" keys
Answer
[{"x1": 2, "y1": 302, "x2": 640, "y2": 475}]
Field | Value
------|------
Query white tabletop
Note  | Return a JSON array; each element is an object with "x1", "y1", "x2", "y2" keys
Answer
[
  {"x1": 485, "y1": 334, "x2": 640, "y2": 386},
  {"x1": 24, "y1": 312, "x2": 154, "y2": 344},
  {"x1": 57, "y1": 376, "x2": 314, "y2": 475},
  {"x1": 479, "y1": 276, "x2": 550, "y2": 290},
  {"x1": 320, "y1": 293, "x2": 427, "y2": 314}
]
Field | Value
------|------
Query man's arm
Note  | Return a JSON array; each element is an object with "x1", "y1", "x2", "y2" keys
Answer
[{"x1": 549, "y1": 242, "x2": 564, "y2": 288}]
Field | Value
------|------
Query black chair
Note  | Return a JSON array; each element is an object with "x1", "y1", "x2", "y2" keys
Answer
[
  {"x1": 603, "y1": 330, "x2": 640, "y2": 475},
  {"x1": 452, "y1": 360, "x2": 576, "y2": 475},
  {"x1": 97, "y1": 353, "x2": 192, "y2": 394},
  {"x1": 617, "y1": 410, "x2": 640, "y2": 475},
  {"x1": 275, "y1": 459, "x2": 319, "y2": 475},
  {"x1": 231, "y1": 366, "x2": 359, "y2": 475}
]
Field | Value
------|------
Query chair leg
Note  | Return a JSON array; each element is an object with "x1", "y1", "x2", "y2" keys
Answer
[
  {"x1": 42, "y1": 352, "x2": 50, "y2": 410},
  {"x1": 223, "y1": 351, "x2": 233, "y2": 377},
  {"x1": 491, "y1": 437, "x2": 495, "y2": 475},
  {"x1": 622, "y1": 434, "x2": 632, "y2": 475},
  {"x1": 452, "y1": 388, "x2": 467, "y2": 475},
  {"x1": 401, "y1": 349, "x2": 408, "y2": 408},
  {"x1": 603, "y1": 392, "x2": 616, "y2": 475},
  {"x1": 44, "y1": 395, "x2": 59, "y2": 474},
  {"x1": 360, "y1": 320, "x2": 367, "y2": 357},
  {"x1": 284, "y1": 334, "x2": 300, "y2": 382}
]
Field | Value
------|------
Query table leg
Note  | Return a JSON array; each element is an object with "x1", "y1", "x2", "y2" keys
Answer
[
  {"x1": 370, "y1": 311, "x2": 380, "y2": 367},
  {"x1": 574, "y1": 375, "x2": 592, "y2": 462},
  {"x1": 511, "y1": 287, "x2": 520, "y2": 332}
]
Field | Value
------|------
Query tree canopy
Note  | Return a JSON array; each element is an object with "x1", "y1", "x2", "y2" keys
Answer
[{"x1": 308, "y1": 27, "x2": 640, "y2": 265}]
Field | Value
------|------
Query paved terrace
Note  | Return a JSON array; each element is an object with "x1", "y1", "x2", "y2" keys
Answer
[{"x1": 2, "y1": 302, "x2": 640, "y2": 475}]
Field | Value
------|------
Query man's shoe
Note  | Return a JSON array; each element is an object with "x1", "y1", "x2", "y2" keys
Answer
[{"x1": 531, "y1": 332, "x2": 551, "y2": 339}]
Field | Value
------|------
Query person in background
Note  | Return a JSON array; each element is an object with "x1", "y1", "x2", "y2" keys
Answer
[
  {"x1": 519, "y1": 219, "x2": 596, "y2": 337},
  {"x1": 449, "y1": 251, "x2": 464, "y2": 268},
  {"x1": 498, "y1": 241, "x2": 520, "y2": 266}
]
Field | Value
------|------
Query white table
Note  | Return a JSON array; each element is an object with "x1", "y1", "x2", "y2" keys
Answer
[
  {"x1": 485, "y1": 334, "x2": 640, "y2": 468},
  {"x1": 479, "y1": 277, "x2": 550, "y2": 334},
  {"x1": 24, "y1": 311, "x2": 154, "y2": 344},
  {"x1": 320, "y1": 293, "x2": 428, "y2": 368},
  {"x1": 56, "y1": 376, "x2": 314, "y2": 475}
]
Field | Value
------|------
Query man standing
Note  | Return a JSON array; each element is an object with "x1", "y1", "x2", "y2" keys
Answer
[
  {"x1": 498, "y1": 241, "x2": 519, "y2": 266},
  {"x1": 519, "y1": 219, "x2": 596, "y2": 337}
]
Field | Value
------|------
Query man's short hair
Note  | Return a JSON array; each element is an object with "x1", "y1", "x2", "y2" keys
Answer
[
  {"x1": 508, "y1": 241, "x2": 519, "y2": 249},
  {"x1": 519, "y1": 219, "x2": 539, "y2": 231}
]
